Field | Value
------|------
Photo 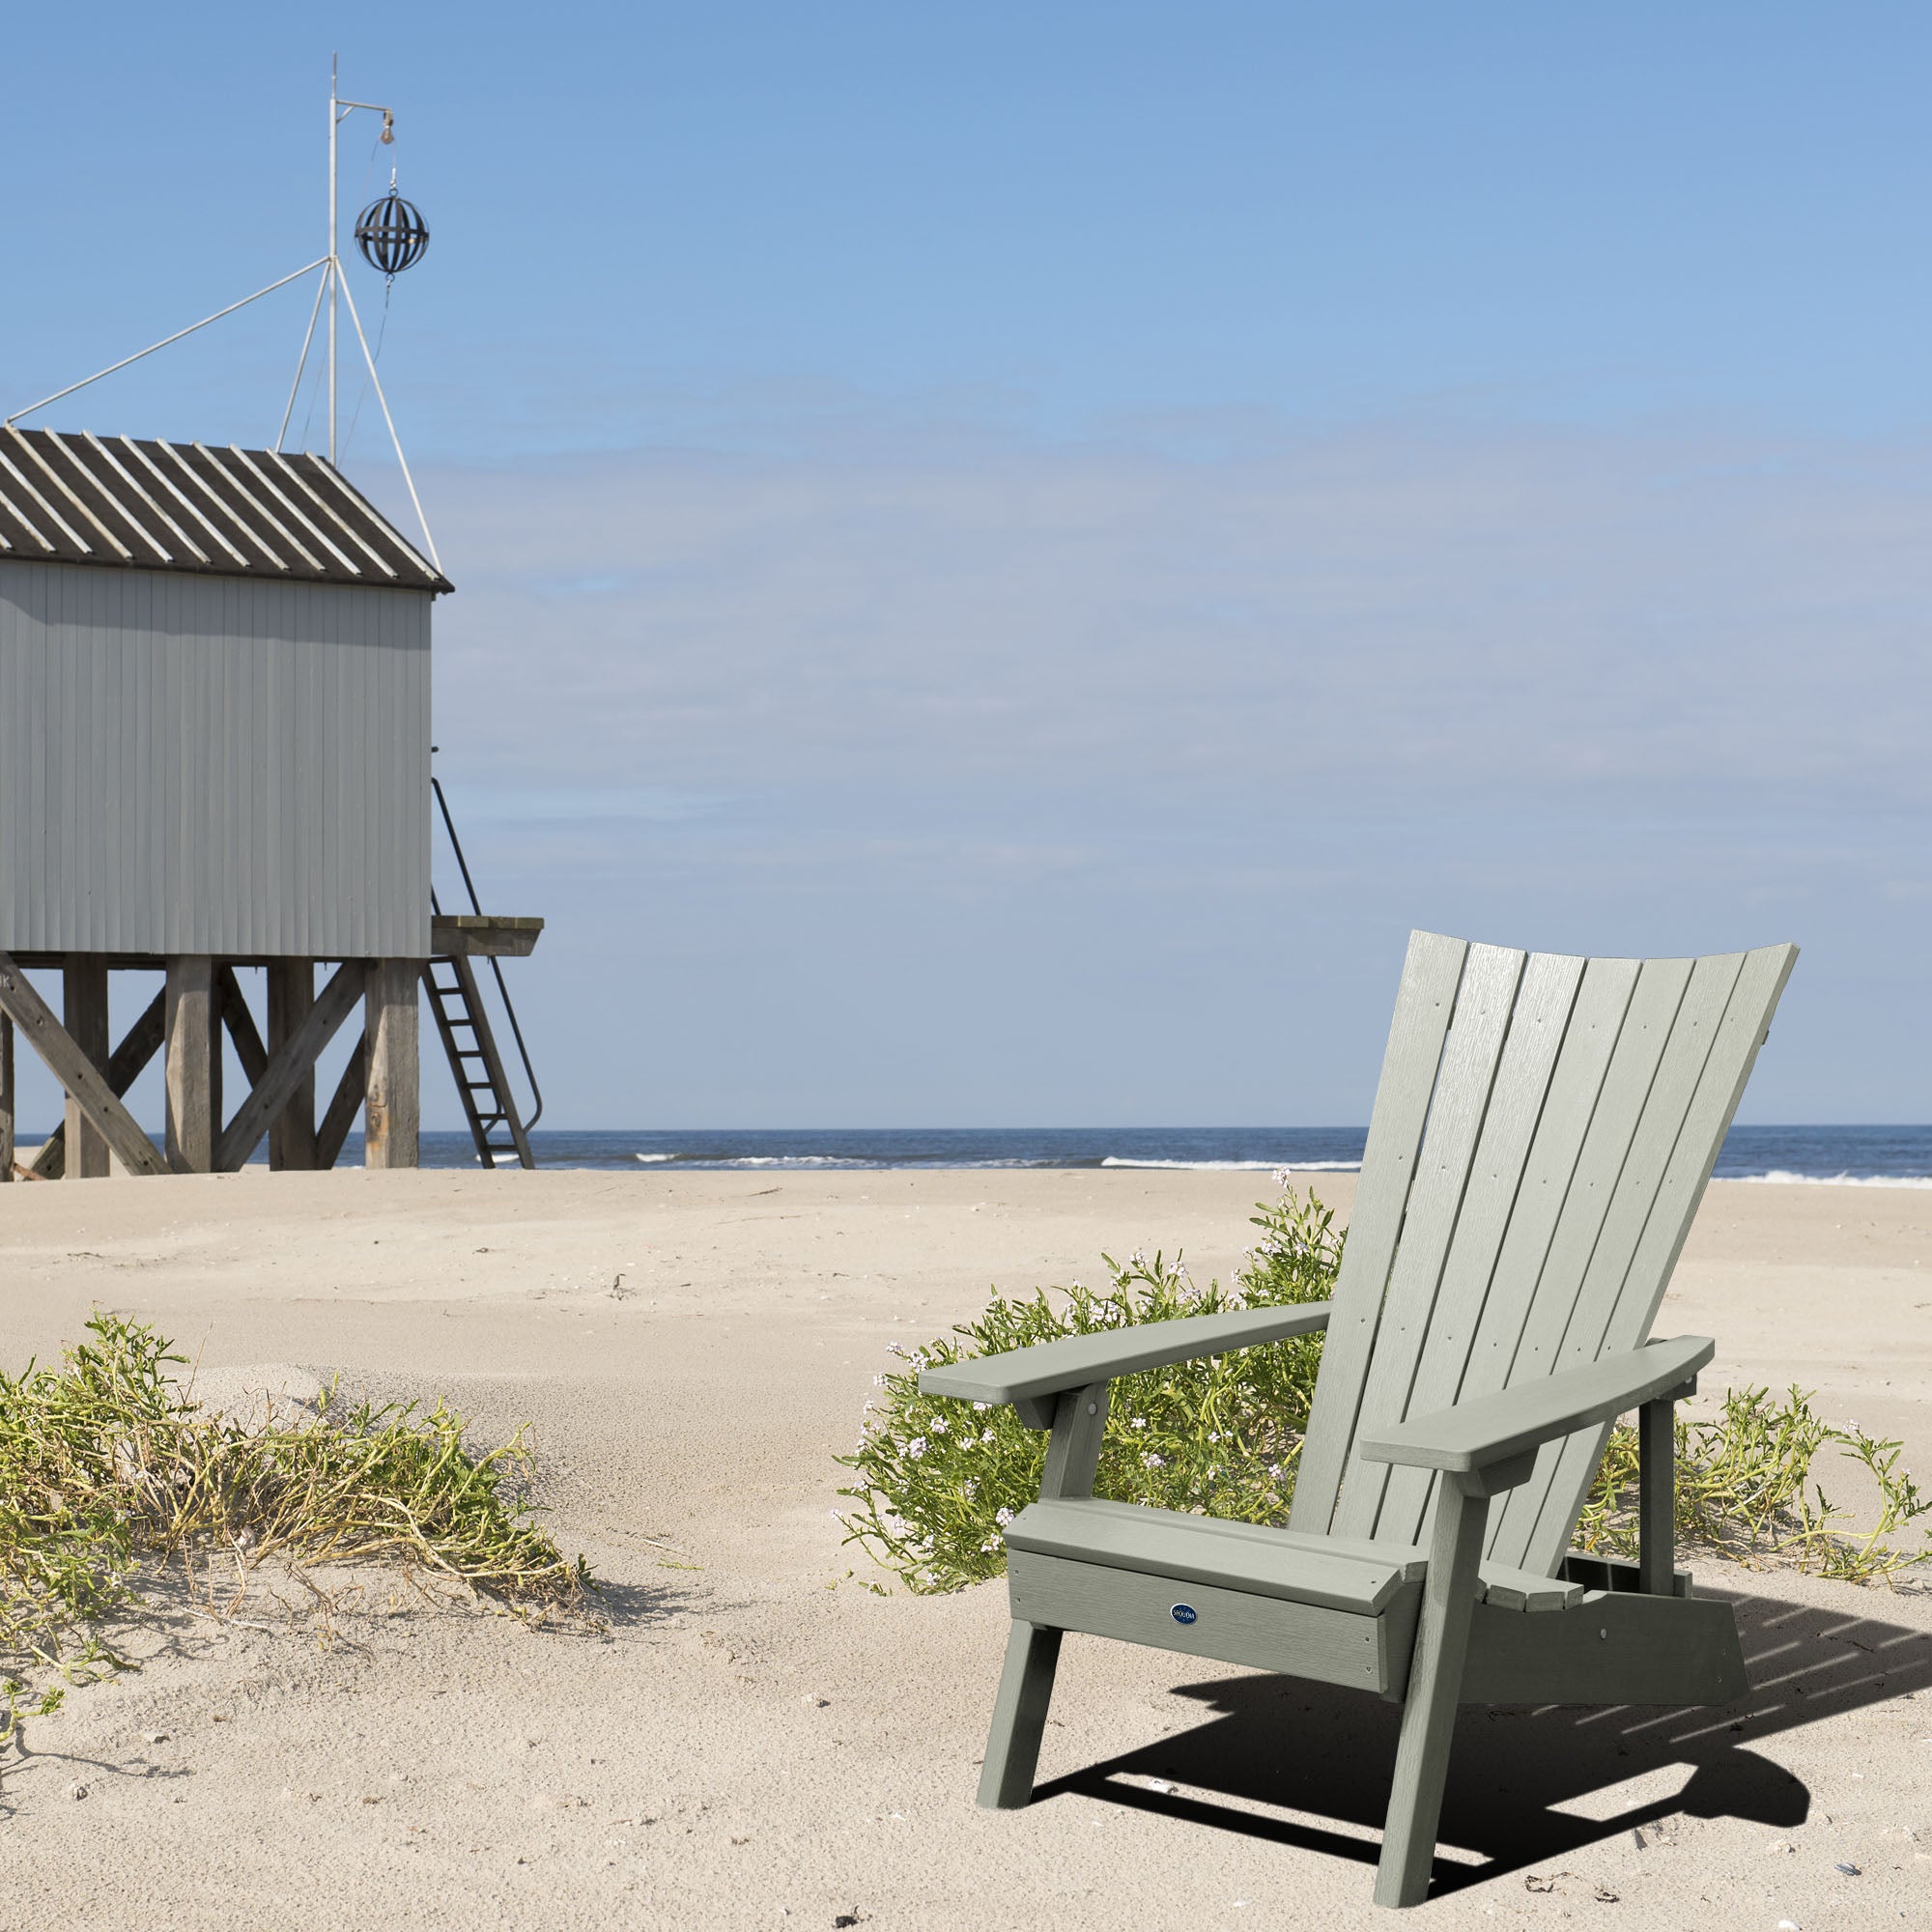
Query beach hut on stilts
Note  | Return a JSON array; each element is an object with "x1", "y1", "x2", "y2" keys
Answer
[{"x1": 0, "y1": 65, "x2": 543, "y2": 1182}]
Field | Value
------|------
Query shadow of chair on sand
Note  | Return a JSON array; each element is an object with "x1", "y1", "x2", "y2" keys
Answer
[{"x1": 1034, "y1": 1586, "x2": 1932, "y2": 1895}]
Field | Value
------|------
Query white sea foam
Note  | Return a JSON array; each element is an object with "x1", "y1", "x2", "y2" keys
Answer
[
  {"x1": 624, "y1": 1150, "x2": 1920, "y2": 1184},
  {"x1": 632, "y1": 1152, "x2": 849, "y2": 1166},
  {"x1": 1726, "y1": 1169, "x2": 1932, "y2": 1190},
  {"x1": 720, "y1": 1155, "x2": 845, "y2": 1167},
  {"x1": 1098, "y1": 1156, "x2": 1362, "y2": 1173}
]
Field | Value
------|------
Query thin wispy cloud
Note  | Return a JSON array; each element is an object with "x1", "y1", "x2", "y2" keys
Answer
[
  {"x1": 395, "y1": 413, "x2": 1931, "y2": 1126},
  {"x1": 428, "y1": 421, "x2": 1932, "y2": 818}
]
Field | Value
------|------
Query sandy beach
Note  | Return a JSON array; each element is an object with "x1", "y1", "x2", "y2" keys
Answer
[{"x1": 2, "y1": 1166, "x2": 1929, "y2": 1929}]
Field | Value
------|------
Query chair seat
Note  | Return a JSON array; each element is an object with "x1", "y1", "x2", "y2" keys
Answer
[{"x1": 1005, "y1": 1497, "x2": 1582, "y2": 1615}]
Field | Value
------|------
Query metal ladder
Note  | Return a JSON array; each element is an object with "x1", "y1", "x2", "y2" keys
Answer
[{"x1": 427, "y1": 778, "x2": 543, "y2": 1169}]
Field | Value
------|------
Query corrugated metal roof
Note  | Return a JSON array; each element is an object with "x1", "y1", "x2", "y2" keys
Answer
[{"x1": 0, "y1": 427, "x2": 452, "y2": 593}]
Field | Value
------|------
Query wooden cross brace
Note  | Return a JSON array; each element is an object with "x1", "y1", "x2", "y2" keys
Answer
[
  {"x1": 217, "y1": 965, "x2": 270, "y2": 1086},
  {"x1": 0, "y1": 952, "x2": 167, "y2": 1177},
  {"x1": 0, "y1": 954, "x2": 370, "y2": 1179},
  {"x1": 28, "y1": 987, "x2": 167, "y2": 1179},
  {"x1": 318, "y1": 1035, "x2": 368, "y2": 1171},
  {"x1": 213, "y1": 962, "x2": 364, "y2": 1173}
]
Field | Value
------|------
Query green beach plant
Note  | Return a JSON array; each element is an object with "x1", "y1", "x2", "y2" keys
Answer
[
  {"x1": 0, "y1": 1312, "x2": 595, "y2": 1709},
  {"x1": 1575, "y1": 1382, "x2": 1932, "y2": 1584},
  {"x1": 837, "y1": 1182, "x2": 1339, "y2": 1592},
  {"x1": 838, "y1": 1182, "x2": 1932, "y2": 1592}
]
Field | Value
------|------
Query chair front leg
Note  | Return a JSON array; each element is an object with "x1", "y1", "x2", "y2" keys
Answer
[
  {"x1": 978, "y1": 1380, "x2": 1111, "y2": 1809},
  {"x1": 979, "y1": 1621, "x2": 1063, "y2": 1807},
  {"x1": 1374, "y1": 1469, "x2": 1495, "y2": 1909}
]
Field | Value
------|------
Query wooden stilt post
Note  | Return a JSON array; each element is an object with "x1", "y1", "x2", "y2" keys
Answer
[
  {"x1": 165, "y1": 956, "x2": 219, "y2": 1174},
  {"x1": 267, "y1": 959, "x2": 318, "y2": 1170},
  {"x1": 364, "y1": 959, "x2": 420, "y2": 1169},
  {"x1": 63, "y1": 954, "x2": 111, "y2": 1179},
  {"x1": 0, "y1": 1010, "x2": 14, "y2": 1181}
]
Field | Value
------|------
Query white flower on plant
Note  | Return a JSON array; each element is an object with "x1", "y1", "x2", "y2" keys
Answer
[
  {"x1": 906, "y1": 1436, "x2": 926, "y2": 1460},
  {"x1": 973, "y1": 1401, "x2": 989, "y2": 1412},
  {"x1": 1143, "y1": 1453, "x2": 1166, "y2": 1469},
  {"x1": 995, "y1": 1507, "x2": 1014, "y2": 1527},
  {"x1": 963, "y1": 1480, "x2": 978, "y2": 1498},
  {"x1": 1131, "y1": 1418, "x2": 1148, "y2": 1431},
  {"x1": 930, "y1": 1416, "x2": 949, "y2": 1435},
  {"x1": 980, "y1": 1430, "x2": 996, "y2": 1446}
]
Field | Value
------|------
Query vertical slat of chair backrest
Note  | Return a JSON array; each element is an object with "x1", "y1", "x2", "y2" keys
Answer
[
  {"x1": 1445, "y1": 954, "x2": 1639, "y2": 1409},
  {"x1": 1288, "y1": 931, "x2": 1468, "y2": 1536},
  {"x1": 1482, "y1": 950, "x2": 1746, "y2": 1569},
  {"x1": 1328, "y1": 943, "x2": 1526, "y2": 1542},
  {"x1": 1461, "y1": 957, "x2": 1687, "y2": 1564},
  {"x1": 1512, "y1": 942, "x2": 1798, "y2": 1573},
  {"x1": 1366, "y1": 949, "x2": 1586, "y2": 1548}
]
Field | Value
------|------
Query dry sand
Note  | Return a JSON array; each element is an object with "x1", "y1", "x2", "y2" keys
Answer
[{"x1": 1, "y1": 1166, "x2": 1929, "y2": 1929}]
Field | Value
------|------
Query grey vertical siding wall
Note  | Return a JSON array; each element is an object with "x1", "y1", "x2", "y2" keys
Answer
[{"x1": 0, "y1": 561, "x2": 432, "y2": 956}]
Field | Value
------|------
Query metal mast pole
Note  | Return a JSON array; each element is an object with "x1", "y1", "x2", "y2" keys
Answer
[{"x1": 328, "y1": 54, "x2": 339, "y2": 465}]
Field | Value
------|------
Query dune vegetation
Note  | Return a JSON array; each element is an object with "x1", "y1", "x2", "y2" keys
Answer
[
  {"x1": 1, "y1": 1312, "x2": 593, "y2": 1740},
  {"x1": 840, "y1": 1185, "x2": 1932, "y2": 1594}
]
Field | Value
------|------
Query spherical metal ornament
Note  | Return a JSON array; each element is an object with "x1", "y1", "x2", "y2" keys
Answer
[{"x1": 354, "y1": 192, "x2": 430, "y2": 275}]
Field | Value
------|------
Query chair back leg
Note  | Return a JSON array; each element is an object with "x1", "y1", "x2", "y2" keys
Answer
[
  {"x1": 979, "y1": 1621, "x2": 1064, "y2": 1808},
  {"x1": 1374, "y1": 1477, "x2": 1491, "y2": 1907}
]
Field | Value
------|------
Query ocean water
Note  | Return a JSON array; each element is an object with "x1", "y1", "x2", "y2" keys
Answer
[{"x1": 392, "y1": 1123, "x2": 1932, "y2": 1186}]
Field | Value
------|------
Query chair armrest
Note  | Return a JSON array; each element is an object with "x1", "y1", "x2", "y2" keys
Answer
[
  {"x1": 919, "y1": 1304, "x2": 1333, "y2": 1413},
  {"x1": 1358, "y1": 1335, "x2": 1714, "y2": 1476}
]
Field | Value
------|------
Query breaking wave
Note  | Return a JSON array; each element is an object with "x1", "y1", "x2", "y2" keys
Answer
[
  {"x1": 1727, "y1": 1169, "x2": 1932, "y2": 1189},
  {"x1": 1099, "y1": 1156, "x2": 1362, "y2": 1173}
]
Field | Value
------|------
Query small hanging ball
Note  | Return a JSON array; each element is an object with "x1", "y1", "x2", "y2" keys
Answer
[{"x1": 354, "y1": 192, "x2": 430, "y2": 275}]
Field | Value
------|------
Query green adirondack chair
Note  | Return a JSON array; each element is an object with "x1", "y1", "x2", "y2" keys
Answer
[{"x1": 921, "y1": 932, "x2": 1797, "y2": 1908}]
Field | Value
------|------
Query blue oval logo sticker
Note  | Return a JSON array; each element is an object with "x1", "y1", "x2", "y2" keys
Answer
[{"x1": 1170, "y1": 1603, "x2": 1198, "y2": 1626}]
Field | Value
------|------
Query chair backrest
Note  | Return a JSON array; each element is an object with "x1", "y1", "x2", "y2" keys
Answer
[{"x1": 1288, "y1": 931, "x2": 1796, "y2": 1576}]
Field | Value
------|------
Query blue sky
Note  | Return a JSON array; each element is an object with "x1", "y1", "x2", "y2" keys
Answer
[{"x1": 3, "y1": 5, "x2": 1929, "y2": 1126}]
